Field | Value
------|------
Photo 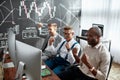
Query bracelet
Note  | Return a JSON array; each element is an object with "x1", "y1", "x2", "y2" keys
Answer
[{"x1": 89, "y1": 67, "x2": 95, "y2": 72}]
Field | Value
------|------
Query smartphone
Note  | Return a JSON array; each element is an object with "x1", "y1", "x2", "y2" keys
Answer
[{"x1": 41, "y1": 68, "x2": 51, "y2": 77}]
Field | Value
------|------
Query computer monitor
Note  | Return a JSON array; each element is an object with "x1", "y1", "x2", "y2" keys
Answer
[
  {"x1": 15, "y1": 40, "x2": 42, "y2": 80},
  {"x1": 8, "y1": 28, "x2": 18, "y2": 67},
  {"x1": 81, "y1": 29, "x2": 88, "y2": 37}
]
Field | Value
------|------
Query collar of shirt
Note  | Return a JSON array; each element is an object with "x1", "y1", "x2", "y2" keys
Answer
[
  {"x1": 95, "y1": 42, "x2": 102, "y2": 49},
  {"x1": 88, "y1": 42, "x2": 102, "y2": 49},
  {"x1": 66, "y1": 38, "x2": 74, "y2": 44}
]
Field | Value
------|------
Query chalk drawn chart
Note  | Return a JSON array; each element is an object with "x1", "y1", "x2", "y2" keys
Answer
[{"x1": 0, "y1": 0, "x2": 81, "y2": 48}]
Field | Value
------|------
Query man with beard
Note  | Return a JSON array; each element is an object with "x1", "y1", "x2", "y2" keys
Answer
[{"x1": 58, "y1": 27, "x2": 110, "y2": 80}]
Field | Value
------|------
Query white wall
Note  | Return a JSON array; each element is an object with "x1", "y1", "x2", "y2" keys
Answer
[{"x1": 80, "y1": 0, "x2": 120, "y2": 64}]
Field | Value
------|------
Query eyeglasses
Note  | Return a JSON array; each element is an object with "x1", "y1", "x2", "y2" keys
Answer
[{"x1": 63, "y1": 32, "x2": 72, "y2": 35}]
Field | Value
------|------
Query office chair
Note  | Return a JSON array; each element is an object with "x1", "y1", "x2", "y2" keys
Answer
[
  {"x1": 101, "y1": 40, "x2": 113, "y2": 80},
  {"x1": 106, "y1": 54, "x2": 113, "y2": 80}
]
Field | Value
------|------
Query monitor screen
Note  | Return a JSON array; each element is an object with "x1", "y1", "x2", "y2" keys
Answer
[
  {"x1": 81, "y1": 29, "x2": 88, "y2": 36},
  {"x1": 15, "y1": 40, "x2": 42, "y2": 80},
  {"x1": 8, "y1": 28, "x2": 18, "y2": 67}
]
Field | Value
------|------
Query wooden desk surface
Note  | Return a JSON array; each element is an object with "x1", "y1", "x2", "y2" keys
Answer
[{"x1": 3, "y1": 54, "x2": 61, "y2": 80}]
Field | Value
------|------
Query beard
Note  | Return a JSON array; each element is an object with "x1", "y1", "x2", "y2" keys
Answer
[{"x1": 87, "y1": 39, "x2": 98, "y2": 47}]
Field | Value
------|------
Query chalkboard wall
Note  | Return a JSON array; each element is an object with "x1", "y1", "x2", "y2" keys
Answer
[{"x1": 0, "y1": 0, "x2": 81, "y2": 49}]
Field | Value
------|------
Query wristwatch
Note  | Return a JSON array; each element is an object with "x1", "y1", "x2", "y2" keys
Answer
[{"x1": 67, "y1": 48, "x2": 70, "y2": 51}]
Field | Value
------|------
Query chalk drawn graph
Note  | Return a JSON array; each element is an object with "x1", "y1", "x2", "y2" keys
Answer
[
  {"x1": 19, "y1": 0, "x2": 56, "y2": 19},
  {"x1": 0, "y1": 0, "x2": 80, "y2": 33}
]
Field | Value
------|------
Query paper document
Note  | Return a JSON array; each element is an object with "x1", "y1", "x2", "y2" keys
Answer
[{"x1": 41, "y1": 65, "x2": 46, "y2": 69}]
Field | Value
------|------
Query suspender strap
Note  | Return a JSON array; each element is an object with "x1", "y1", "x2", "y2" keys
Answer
[
  {"x1": 57, "y1": 40, "x2": 66, "y2": 54},
  {"x1": 71, "y1": 42, "x2": 78, "y2": 49},
  {"x1": 65, "y1": 42, "x2": 78, "y2": 60},
  {"x1": 57, "y1": 41, "x2": 78, "y2": 60}
]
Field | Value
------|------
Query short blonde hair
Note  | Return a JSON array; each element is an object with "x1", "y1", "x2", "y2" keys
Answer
[{"x1": 64, "y1": 26, "x2": 74, "y2": 33}]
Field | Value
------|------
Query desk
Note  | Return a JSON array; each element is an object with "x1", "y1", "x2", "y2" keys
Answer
[{"x1": 3, "y1": 54, "x2": 61, "y2": 80}]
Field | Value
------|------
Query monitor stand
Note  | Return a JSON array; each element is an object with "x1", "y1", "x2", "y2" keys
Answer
[{"x1": 15, "y1": 61, "x2": 25, "y2": 80}]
